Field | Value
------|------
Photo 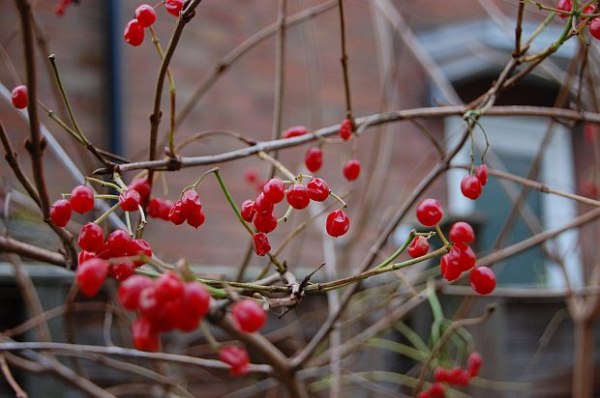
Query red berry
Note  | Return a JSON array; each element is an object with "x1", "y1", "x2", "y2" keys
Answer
[
  {"x1": 449, "y1": 222, "x2": 475, "y2": 245},
  {"x1": 128, "y1": 178, "x2": 151, "y2": 202},
  {"x1": 182, "y1": 281, "x2": 211, "y2": 318},
  {"x1": 433, "y1": 368, "x2": 449, "y2": 383},
  {"x1": 282, "y1": 125, "x2": 308, "y2": 138},
  {"x1": 106, "y1": 229, "x2": 134, "y2": 256},
  {"x1": 590, "y1": 17, "x2": 600, "y2": 40},
  {"x1": 155, "y1": 272, "x2": 185, "y2": 302},
  {"x1": 469, "y1": 266, "x2": 496, "y2": 295},
  {"x1": 135, "y1": 4, "x2": 157, "y2": 27},
  {"x1": 231, "y1": 299, "x2": 267, "y2": 333},
  {"x1": 78, "y1": 250, "x2": 96, "y2": 266},
  {"x1": 118, "y1": 275, "x2": 153, "y2": 310},
  {"x1": 76, "y1": 258, "x2": 109, "y2": 297},
  {"x1": 305, "y1": 147, "x2": 323, "y2": 172},
  {"x1": 440, "y1": 254, "x2": 462, "y2": 282},
  {"x1": 343, "y1": 159, "x2": 361, "y2": 181},
  {"x1": 448, "y1": 367, "x2": 470, "y2": 387},
  {"x1": 70, "y1": 185, "x2": 95, "y2": 214},
  {"x1": 78, "y1": 222, "x2": 104, "y2": 252},
  {"x1": 168, "y1": 200, "x2": 186, "y2": 225},
  {"x1": 306, "y1": 177, "x2": 330, "y2": 202},
  {"x1": 132, "y1": 316, "x2": 160, "y2": 352},
  {"x1": 416, "y1": 198, "x2": 443, "y2": 227},
  {"x1": 428, "y1": 383, "x2": 445, "y2": 398},
  {"x1": 186, "y1": 207, "x2": 206, "y2": 228},
  {"x1": 124, "y1": 19, "x2": 145, "y2": 46},
  {"x1": 11, "y1": 85, "x2": 28, "y2": 109},
  {"x1": 119, "y1": 190, "x2": 141, "y2": 212},
  {"x1": 475, "y1": 164, "x2": 489, "y2": 186},
  {"x1": 164, "y1": 0, "x2": 184, "y2": 16},
  {"x1": 326, "y1": 209, "x2": 350, "y2": 238},
  {"x1": 244, "y1": 169, "x2": 259, "y2": 184},
  {"x1": 286, "y1": 184, "x2": 310, "y2": 210},
  {"x1": 240, "y1": 200, "x2": 256, "y2": 222},
  {"x1": 50, "y1": 199, "x2": 72, "y2": 227},
  {"x1": 262, "y1": 178, "x2": 285, "y2": 204},
  {"x1": 181, "y1": 190, "x2": 202, "y2": 213},
  {"x1": 557, "y1": 0, "x2": 572, "y2": 18},
  {"x1": 109, "y1": 261, "x2": 136, "y2": 281},
  {"x1": 219, "y1": 346, "x2": 250, "y2": 377},
  {"x1": 407, "y1": 236, "x2": 430, "y2": 258},
  {"x1": 460, "y1": 175, "x2": 482, "y2": 200},
  {"x1": 339, "y1": 118, "x2": 353, "y2": 140},
  {"x1": 254, "y1": 192, "x2": 274, "y2": 215},
  {"x1": 455, "y1": 244, "x2": 476, "y2": 272},
  {"x1": 467, "y1": 351, "x2": 483, "y2": 378},
  {"x1": 252, "y1": 232, "x2": 271, "y2": 256},
  {"x1": 253, "y1": 212, "x2": 277, "y2": 234}
]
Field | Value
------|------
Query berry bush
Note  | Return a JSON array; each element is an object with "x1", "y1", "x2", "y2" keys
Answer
[{"x1": 0, "y1": 1, "x2": 599, "y2": 397}]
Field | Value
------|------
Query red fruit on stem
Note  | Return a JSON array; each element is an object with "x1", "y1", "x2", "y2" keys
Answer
[
  {"x1": 590, "y1": 17, "x2": 600, "y2": 40},
  {"x1": 78, "y1": 222, "x2": 104, "y2": 252},
  {"x1": 475, "y1": 164, "x2": 489, "y2": 186},
  {"x1": 132, "y1": 316, "x2": 160, "y2": 352},
  {"x1": 252, "y1": 232, "x2": 271, "y2": 256},
  {"x1": 219, "y1": 346, "x2": 250, "y2": 377},
  {"x1": 50, "y1": 199, "x2": 72, "y2": 227},
  {"x1": 262, "y1": 178, "x2": 285, "y2": 204},
  {"x1": 119, "y1": 190, "x2": 141, "y2": 212},
  {"x1": 306, "y1": 177, "x2": 330, "y2": 202},
  {"x1": 78, "y1": 251, "x2": 96, "y2": 266},
  {"x1": 254, "y1": 192, "x2": 274, "y2": 215},
  {"x1": 182, "y1": 281, "x2": 211, "y2": 318},
  {"x1": 11, "y1": 85, "x2": 28, "y2": 109},
  {"x1": 76, "y1": 258, "x2": 109, "y2": 297},
  {"x1": 305, "y1": 147, "x2": 323, "y2": 172},
  {"x1": 70, "y1": 185, "x2": 95, "y2": 214},
  {"x1": 428, "y1": 383, "x2": 446, "y2": 398},
  {"x1": 326, "y1": 210, "x2": 350, "y2": 238},
  {"x1": 164, "y1": 0, "x2": 184, "y2": 16},
  {"x1": 109, "y1": 262, "x2": 136, "y2": 281},
  {"x1": 557, "y1": 0, "x2": 572, "y2": 18},
  {"x1": 454, "y1": 244, "x2": 476, "y2": 272},
  {"x1": 135, "y1": 4, "x2": 157, "y2": 27},
  {"x1": 407, "y1": 236, "x2": 430, "y2": 258},
  {"x1": 343, "y1": 159, "x2": 361, "y2": 181},
  {"x1": 470, "y1": 266, "x2": 496, "y2": 295},
  {"x1": 286, "y1": 184, "x2": 310, "y2": 210},
  {"x1": 168, "y1": 200, "x2": 186, "y2": 225},
  {"x1": 440, "y1": 254, "x2": 462, "y2": 282},
  {"x1": 129, "y1": 238, "x2": 153, "y2": 266},
  {"x1": 240, "y1": 200, "x2": 256, "y2": 222},
  {"x1": 124, "y1": 19, "x2": 145, "y2": 46},
  {"x1": 467, "y1": 351, "x2": 483, "y2": 378},
  {"x1": 448, "y1": 367, "x2": 470, "y2": 387},
  {"x1": 449, "y1": 221, "x2": 475, "y2": 245},
  {"x1": 232, "y1": 299, "x2": 267, "y2": 333},
  {"x1": 416, "y1": 198, "x2": 443, "y2": 227},
  {"x1": 128, "y1": 178, "x2": 151, "y2": 202},
  {"x1": 253, "y1": 212, "x2": 278, "y2": 234},
  {"x1": 339, "y1": 118, "x2": 353, "y2": 140},
  {"x1": 106, "y1": 229, "x2": 134, "y2": 256},
  {"x1": 282, "y1": 125, "x2": 309, "y2": 138},
  {"x1": 186, "y1": 207, "x2": 206, "y2": 228},
  {"x1": 433, "y1": 368, "x2": 449, "y2": 383},
  {"x1": 155, "y1": 272, "x2": 184, "y2": 302},
  {"x1": 118, "y1": 275, "x2": 154, "y2": 310},
  {"x1": 461, "y1": 175, "x2": 483, "y2": 200},
  {"x1": 181, "y1": 190, "x2": 202, "y2": 213}
]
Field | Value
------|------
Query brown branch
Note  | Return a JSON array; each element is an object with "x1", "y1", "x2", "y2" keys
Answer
[
  {"x1": 105, "y1": 105, "x2": 600, "y2": 174},
  {"x1": 0, "y1": 235, "x2": 66, "y2": 267},
  {"x1": 338, "y1": 0, "x2": 353, "y2": 120},
  {"x1": 0, "y1": 355, "x2": 27, "y2": 398}
]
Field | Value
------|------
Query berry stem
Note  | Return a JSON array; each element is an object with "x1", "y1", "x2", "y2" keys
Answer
[
  {"x1": 374, "y1": 229, "x2": 417, "y2": 270},
  {"x1": 85, "y1": 177, "x2": 121, "y2": 192},
  {"x1": 257, "y1": 151, "x2": 296, "y2": 181},
  {"x1": 329, "y1": 191, "x2": 347, "y2": 208},
  {"x1": 93, "y1": 202, "x2": 120, "y2": 224},
  {"x1": 200, "y1": 322, "x2": 220, "y2": 351},
  {"x1": 148, "y1": 26, "x2": 178, "y2": 157},
  {"x1": 135, "y1": 204, "x2": 147, "y2": 238},
  {"x1": 278, "y1": 206, "x2": 293, "y2": 223},
  {"x1": 435, "y1": 225, "x2": 451, "y2": 249}
]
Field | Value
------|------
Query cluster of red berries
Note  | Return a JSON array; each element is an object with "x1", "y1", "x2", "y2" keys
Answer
[
  {"x1": 418, "y1": 352, "x2": 482, "y2": 398},
  {"x1": 556, "y1": 1, "x2": 600, "y2": 39},
  {"x1": 460, "y1": 164, "x2": 488, "y2": 200},
  {"x1": 219, "y1": 345, "x2": 250, "y2": 376},
  {"x1": 166, "y1": 189, "x2": 206, "y2": 228},
  {"x1": 10, "y1": 85, "x2": 28, "y2": 109},
  {"x1": 415, "y1": 198, "x2": 496, "y2": 295},
  {"x1": 241, "y1": 175, "x2": 349, "y2": 255},
  {"x1": 117, "y1": 272, "x2": 211, "y2": 351},
  {"x1": 77, "y1": 227, "x2": 153, "y2": 286},
  {"x1": 124, "y1": 1, "x2": 184, "y2": 47}
]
